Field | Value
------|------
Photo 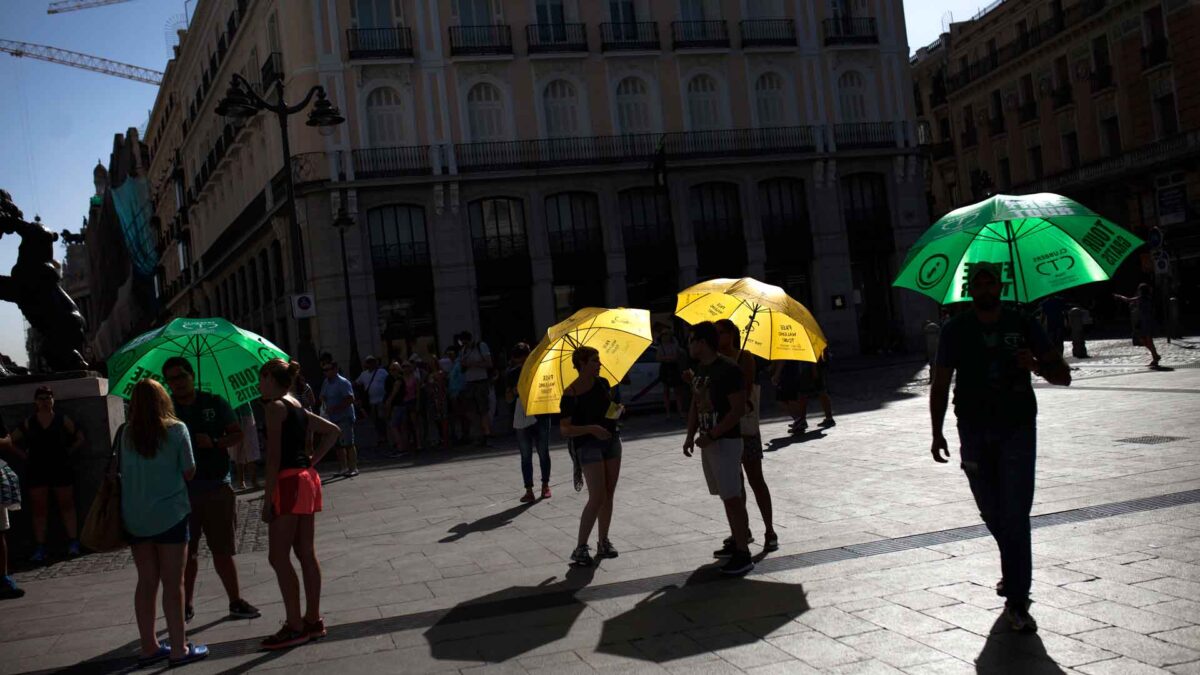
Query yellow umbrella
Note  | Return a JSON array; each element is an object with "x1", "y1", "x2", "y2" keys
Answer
[
  {"x1": 517, "y1": 307, "x2": 654, "y2": 415},
  {"x1": 675, "y1": 277, "x2": 827, "y2": 362}
]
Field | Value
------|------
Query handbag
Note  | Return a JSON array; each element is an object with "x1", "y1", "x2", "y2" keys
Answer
[{"x1": 81, "y1": 424, "x2": 127, "y2": 552}]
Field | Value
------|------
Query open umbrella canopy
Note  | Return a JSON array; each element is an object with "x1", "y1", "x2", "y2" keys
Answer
[
  {"x1": 518, "y1": 307, "x2": 652, "y2": 415},
  {"x1": 894, "y1": 193, "x2": 1143, "y2": 305},
  {"x1": 675, "y1": 277, "x2": 826, "y2": 362},
  {"x1": 107, "y1": 317, "x2": 288, "y2": 406}
]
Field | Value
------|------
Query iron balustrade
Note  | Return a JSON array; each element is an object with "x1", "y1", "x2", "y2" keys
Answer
[
  {"x1": 739, "y1": 19, "x2": 796, "y2": 47},
  {"x1": 352, "y1": 146, "x2": 432, "y2": 179},
  {"x1": 449, "y1": 25, "x2": 513, "y2": 56},
  {"x1": 525, "y1": 23, "x2": 587, "y2": 53},
  {"x1": 347, "y1": 28, "x2": 414, "y2": 59},
  {"x1": 1013, "y1": 130, "x2": 1200, "y2": 194},
  {"x1": 833, "y1": 122, "x2": 895, "y2": 149},
  {"x1": 600, "y1": 22, "x2": 660, "y2": 51},
  {"x1": 823, "y1": 17, "x2": 878, "y2": 45},
  {"x1": 671, "y1": 21, "x2": 730, "y2": 49}
]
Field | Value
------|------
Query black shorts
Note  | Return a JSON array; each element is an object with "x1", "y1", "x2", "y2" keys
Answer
[
  {"x1": 128, "y1": 515, "x2": 190, "y2": 546},
  {"x1": 576, "y1": 436, "x2": 622, "y2": 465},
  {"x1": 25, "y1": 462, "x2": 74, "y2": 489}
]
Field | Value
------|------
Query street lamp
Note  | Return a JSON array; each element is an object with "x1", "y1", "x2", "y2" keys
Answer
[
  {"x1": 332, "y1": 178, "x2": 361, "y2": 379},
  {"x1": 215, "y1": 71, "x2": 344, "y2": 378}
]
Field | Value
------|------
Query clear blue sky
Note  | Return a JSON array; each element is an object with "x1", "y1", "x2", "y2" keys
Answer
[{"x1": 0, "y1": 0, "x2": 983, "y2": 367}]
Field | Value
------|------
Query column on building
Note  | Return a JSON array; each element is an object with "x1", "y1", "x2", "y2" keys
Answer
[
  {"x1": 429, "y1": 182, "x2": 478, "y2": 353},
  {"x1": 808, "y1": 159, "x2": 861, "y2": 354}
]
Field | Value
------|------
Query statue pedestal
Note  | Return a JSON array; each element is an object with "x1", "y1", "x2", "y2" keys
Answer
[{"x1": 1, "y1": 373, "x2": 125, "y2": 558}]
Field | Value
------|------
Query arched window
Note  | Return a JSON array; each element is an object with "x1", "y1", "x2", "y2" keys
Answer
[
  {"x1": 687, "y1": 75, "x2": 722, "y2": 130},
  {"x1": 469, "y1": 198, "x2": 527, "y2": 260},
  {"x1": 466, "y1": 82, "x2": 506, "y2": 141},
  {"x1": 689, "y1": 182, "x2": 746, "y2": 277},
  {"x1": 367, "y1": 205, "x2": 429, "y2": 270},
  {"x1": 366, "y1": 87, "x2": 405, "y2": 147},
  {"x1": 615, "y1": 77, "x2": 652, "y2": 134},
  {"x1": 543, "y1": 80, "x2": 580, "y2": 138},
  {"x1": 838, "y1": 71, "x2": 867, "y2": 122},
  {"x1": 545, "y1": 192, "x2": 601, "y2": 254},
  {"x1": 619, "y1": 186, "x2": 672, "y2": 248},
  {"x1": 755, "y1": 72, "x2": 787, "y2": 127}
]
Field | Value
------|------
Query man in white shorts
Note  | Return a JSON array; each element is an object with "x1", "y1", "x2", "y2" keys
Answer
[
  {"x1": 0, "y1": 419, "x2": 24, "y2": 599},
  {"x1": 683, "y1": 321, "x2": 753, "y2": 576}
]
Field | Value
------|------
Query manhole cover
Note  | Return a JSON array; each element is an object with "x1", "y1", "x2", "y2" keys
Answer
[{"x1": 1116, "y1": 435, "x2": 1187, "y2": 445}]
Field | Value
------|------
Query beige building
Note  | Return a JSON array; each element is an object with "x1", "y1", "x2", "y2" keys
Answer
[
  {"x1": 912, "y1": 0, "x2": 1200, "y2": 320},
  {"x1": 144, "y1": 0, "x2": 928, "y2": 365}
]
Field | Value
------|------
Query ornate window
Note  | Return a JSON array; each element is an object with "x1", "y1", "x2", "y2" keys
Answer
[
  {"x1": 366, "y1": 87, "x2": 405, "y2": 147},
  {"x1": 686, "y1": 74, "x2": 722, "y2": 130},
  {"x1": 466, "y1": 82, "x2": 506, "y2": 141},
  {"x1": 545, "y1": 192, "x2": 602, "y2": 254},
  {"x1": 838, "y1": 71, "x2": 867, "y2": 122},
  {"x1": 755, "y1": 72, "x2": 787, "y2": 127},
  {"x1": 689, "y1": 182, "x2": 742, "y2": 242},
  {"x1": 367, "y1": 205, "x2": 429, "y2": 271},
  {"x1": 619, "y1": 187, "x2": 672, "y2": 248},
  {"x1": 469, "y1": 198, "x2": 528, "y2": 260},
  {"x1": 543, "y1": 80, "x2": 580, "y2": 138},
  {"x1": 616, "y1": 77, "x2": 652, "y2": 134}
]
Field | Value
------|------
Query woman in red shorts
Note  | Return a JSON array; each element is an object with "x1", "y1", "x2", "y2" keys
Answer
[{"x1": 256, "y1": 359, "x2": 341, "y2": 650}]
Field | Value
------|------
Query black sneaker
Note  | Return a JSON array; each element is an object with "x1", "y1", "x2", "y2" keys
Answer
[
  {"x1": 715, "y1": 535, "x2": 756, "y2": 557},
  {"x1": 596, "y1": 539, "x2": 619, "y2": 559},
  {"x1": 720, "y1": 550, "x2": 754, "y2": 576},
  {"x1": 818, "y1": 418, "x2": 836, "y2": 428},
  {"x1": 789, "y1": 421, "x2": 808, "y2": 435},
  {"x1": 1004, "y1": 600, "x2": 1037, "y2": 633},
  {"x1": 229, "y1": 598, "x2": 262, "y2": 619},
  {"x1": 570, "y1": 545, "x2": 593, "y2": 567},
  {"x1": 763, "y1": 534, "x2": 779, "y2": 552},
  {"x1": 995, "y1": 578, "x2": 1006, "y2": 597},
  {"x1": 185, "y1": 605, "x2": 195, "y2": 623}
]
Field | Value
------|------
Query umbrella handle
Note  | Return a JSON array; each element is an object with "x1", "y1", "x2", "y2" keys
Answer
[{"x1": 741, "y1": 306, "x2": 759, "y2": 352}]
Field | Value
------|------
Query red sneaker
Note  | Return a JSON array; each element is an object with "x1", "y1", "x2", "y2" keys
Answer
[
  {"x1": 304, "y1": 617, "x2": 327, "y2": 640},
  {"x1": 541, "y1": 485, "x2": 552, "y2": 499},
  {"x1": 520, "y1": 489, "x2": 536, "y2": 503}
]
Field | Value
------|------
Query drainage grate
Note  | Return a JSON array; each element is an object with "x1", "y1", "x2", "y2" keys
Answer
[{"x1": 1116, "y1": 435, "x2": 1188, "y2": 445}]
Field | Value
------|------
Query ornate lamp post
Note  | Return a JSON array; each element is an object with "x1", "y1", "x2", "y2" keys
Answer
[{"x1": 215, "y1": 71, "x2": 345, "y2": 376}]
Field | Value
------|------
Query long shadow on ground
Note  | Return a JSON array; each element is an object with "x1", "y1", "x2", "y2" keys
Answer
[
  {"x1": 975, "y1": 616, "x2": 1066, "y2": 674},
  {"x1": 438, "y1": 501, "x2": 537, "y2": 543}
]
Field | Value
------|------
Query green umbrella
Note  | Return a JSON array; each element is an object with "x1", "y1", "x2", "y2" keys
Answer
[
  {"x1": 894, "y1": 193, "x2": 1144, "y2": 305},
  {"x1": 107, "y1": 317, "x2": 288, "y2": 407}
]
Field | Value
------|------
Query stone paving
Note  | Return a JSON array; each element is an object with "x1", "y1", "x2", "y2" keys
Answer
[{"x1": 2, "y1": 343, "x2": 1200, "y2": 674}]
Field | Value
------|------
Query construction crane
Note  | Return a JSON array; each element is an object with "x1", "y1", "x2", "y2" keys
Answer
[
  {"x1": 47, "y1": 0, "x2": 138, "y2": 14},
  {"x1": 0, "y1": 40, "x2": 162, "y2": 85}
]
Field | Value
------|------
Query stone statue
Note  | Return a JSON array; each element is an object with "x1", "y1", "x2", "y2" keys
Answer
[{"x1": 0, "y1": 189, "x2": 89, "y2": 372}]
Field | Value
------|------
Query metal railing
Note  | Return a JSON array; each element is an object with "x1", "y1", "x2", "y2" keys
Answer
[
  {"x1": 352, "y1": 146, "x2": 432, "y2": 179},
  {"x1": 1014, "y1": 130, "x2": 1200, "y2": 194},
  {"x1": 600, "y1": 22, "x2": 660, "y2": 51},
  {"x1": 449, "y1": 25, "x2": 513, "y2": 56},
  {"x1": 739, "y1": 19, "x2": 795, "y2": 47},
  {"x1": 346, "y1": 28, "x2": 414, "y2": 59},
  {"x1": 833, "y1": 122, "x2": 894, "y2": 149},
  {"x1": 823, "y1": 17, "x2": 878, "y2": 45},
  {"x1": 1142, "y1": 38, "x2": 1169, "y2": 69},
  {"x1": 525, "y1": 23, "x2": 587, "y2": 53},
  {"x1": 671, "y1": 21, "x2": 730, "y2": 49}
]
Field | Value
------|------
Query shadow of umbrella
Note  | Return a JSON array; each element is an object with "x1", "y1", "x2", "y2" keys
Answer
[
  {"x1": 424, "y1": 566, "x2": 596, "y2": 663},
  {"x1": 597, "y1": 566, "x2": 808, "y2": 662},
  {"x1": 975, "y1": 616, "x2": 1066, "y2": 674},
  {"x1": 439, "y1": 501, "x2": 537, "y2": 543}
]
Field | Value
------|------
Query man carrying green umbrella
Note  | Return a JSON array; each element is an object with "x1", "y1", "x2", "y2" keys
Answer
[{"x1": 929, "y1": 263, "x2": 1071, "y2": 633}]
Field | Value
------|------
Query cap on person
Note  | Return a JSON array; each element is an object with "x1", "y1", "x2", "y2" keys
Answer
[{"x1": 969, "y1": 261, "x2": 1003, "y2": 283}]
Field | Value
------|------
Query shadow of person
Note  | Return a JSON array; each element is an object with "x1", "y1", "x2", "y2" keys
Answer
[
  {"x1": 764, "y1": 429, "x2": 827, "y2": 452},
  {"x1": 424, "y1": 565, "x2": 597, "y2": 663},
  {"x1": 597, "y1": 565, "x2": 809, "y2": 662},
  {"x1": 439, "y1": 501, "x2": 538, "y2": 543},
  {"x1": 975, "y1": 616, "x2": 1065, "y2": 674},
  {"x1": 1150, "y1": 365, "x2": 1176, "y2": 372}
]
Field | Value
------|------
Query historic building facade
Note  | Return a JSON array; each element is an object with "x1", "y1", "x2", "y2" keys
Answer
[
  {"x1": 912, "y1": 0, "x2": 1200, "y2": 322},
  {"x1": 145, "y1": 0, "x2": 927, "y2": 364}
]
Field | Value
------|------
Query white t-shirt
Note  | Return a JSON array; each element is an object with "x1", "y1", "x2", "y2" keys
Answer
[
  {"x1": 461, "y1": 342, "x2": 492, "y2": 382},
  {"x1": 356, "y1": 368, "x2": 388, "y2": 405}
]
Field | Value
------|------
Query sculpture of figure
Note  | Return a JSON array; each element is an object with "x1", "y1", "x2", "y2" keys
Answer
[{"x1": 0, "y1": 189, "x2": 89, "y2": 372}]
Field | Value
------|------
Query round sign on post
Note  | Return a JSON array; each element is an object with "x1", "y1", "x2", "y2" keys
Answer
[{"x1": 1154, "y1": 257, "x2": 1170, "y2": 275}]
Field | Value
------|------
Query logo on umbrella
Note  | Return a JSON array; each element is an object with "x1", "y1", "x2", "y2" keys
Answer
[
  {"x1": 1035, "y1": 251, "x2": 1076, "y2": 276},
  {"x1": 180, "y1": 320, "x2": 220, "y2": 332},
  {"x1": 916, "y1": 254, "x2": 950, "y2": 290}
]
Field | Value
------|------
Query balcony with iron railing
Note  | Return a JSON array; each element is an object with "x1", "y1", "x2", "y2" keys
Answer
[
  {"x1": 1142, "y1": 38, "x2": 1169, "y2": 70},
  {"x1": 1052, "y1": 84, "x2": 1073, "y2": 110},
  {"x1": 352, "y1": 146, "x2": 432, "y2": 179},
  {"x1": 739, "y1": 19, "x2": 796, "y2": 47},
  {"x1": 449, "y1": 25, "x2": 513, "y2": 56},
  {"x1": 600, "y1": 22, "x2": 660, "y2": 51},
  {"x1": 1090, "y1": 64, "x2": 1114, "y2": 93},
  {"x1": 1018, "y1": 101, "x2": 1038, "y2": 124},
  {"x1": 1013, "y1": 130, "x2": 1200, "y2": 194},
  {"x1": 823, "y1": 17, "x2": 878, "y2": 46},
  {"x1": 834, "y1": 122, "x2": 895, "y2": 149},
  {"x1": 525, "y1": 23, "x2": 588, "y2": 53},
  {"x1": 346, "y1": 27, "x2": 414, "y2": 59},
  {"x1": 671, "y1": 21, "x2": 730, "y2": 49}
]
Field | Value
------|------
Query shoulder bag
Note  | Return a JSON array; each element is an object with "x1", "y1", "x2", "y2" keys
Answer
[{"x1": 81, "y1": 424, "x2": 127, "y2": 552}]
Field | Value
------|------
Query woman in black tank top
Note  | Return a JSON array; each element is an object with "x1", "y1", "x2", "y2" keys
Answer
[
  {"x1": 256, "y1": 359, "x2": 343, "y2": 650},
  {"x1": 12, "y1": 386, "x2": 85, "y2": 561}
]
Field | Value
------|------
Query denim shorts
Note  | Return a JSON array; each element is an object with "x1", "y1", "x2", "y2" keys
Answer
[
  {"x1": 336, "y1": 419, "x2": 356, "y2": 447},
  {"x1": 128, "y1": 515, "x2": 190, "y2": 546},
  {"x1": 576, "y1": 436, "x2": 622, "y2": 465}
]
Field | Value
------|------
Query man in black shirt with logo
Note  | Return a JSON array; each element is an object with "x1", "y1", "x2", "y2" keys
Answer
[
  {"x1": 684, "y1": 321, "x2": 753, "y2": 576},
  {"x1": 930, "y1": 262, "x2": 1071, "y2": 633}
]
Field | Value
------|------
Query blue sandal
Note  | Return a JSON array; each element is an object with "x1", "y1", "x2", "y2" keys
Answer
[
  {"x1": 168, "y1": 643, "x2": 209, "y2": 668},
  {"x1": 136, "y1": 642, "x2": 170, "y2": 667}
]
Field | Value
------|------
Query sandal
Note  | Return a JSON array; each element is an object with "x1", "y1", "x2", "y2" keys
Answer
[
  {"x1": 168, "y1": 643, "x2": 209, "y2": 668},
  {"x1": 137, "y1": 642, "x2": 170, "y2": 667}
]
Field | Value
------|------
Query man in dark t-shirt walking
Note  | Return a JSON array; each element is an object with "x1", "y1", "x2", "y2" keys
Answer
[
  {"x1": 162, "y1": 357, "x2": 261, "y2": 622},
  {"x1": 684, "y1": 321, "x2": 753, "y2": 576},
  {"x1": 930, "y1": 262, "x2": 1071, "y2": 633}
]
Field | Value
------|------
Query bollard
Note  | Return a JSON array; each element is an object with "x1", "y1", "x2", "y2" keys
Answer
[
  {"x1": 1168, "y1": 296, "x2": 1180, "y2": 343},
  {"x1": 1068, "y1": 307, "x2": 1088, "y2": 358},
  {"x1": 923, "y1": 320, "x2": 940, "y2": 382}
]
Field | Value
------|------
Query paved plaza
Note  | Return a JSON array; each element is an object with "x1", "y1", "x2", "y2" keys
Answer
[{"x1": 3, "y1": 338, "x2": 1200, "y2": 674}]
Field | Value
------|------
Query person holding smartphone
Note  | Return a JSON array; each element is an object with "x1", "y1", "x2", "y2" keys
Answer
[{"x1": 930, "y1": 262, "x2": 1071, "y2": 633}]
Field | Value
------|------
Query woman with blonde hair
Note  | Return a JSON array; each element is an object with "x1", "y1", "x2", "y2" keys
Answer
[
  {"x1": 257, "y1": 358, "x2": 342, "y2": 650},
  {"x1": 120, "y1": 378, "x2": 208, "y2": 667}
]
